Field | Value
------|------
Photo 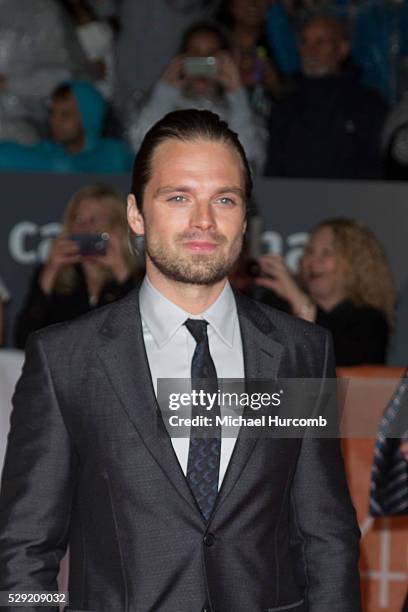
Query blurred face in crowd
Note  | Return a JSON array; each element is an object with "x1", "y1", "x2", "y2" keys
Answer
[
  {"x1": 127, "y1": 138, "x2": 247, "y2": 287},
  {"x1": 229, "y1": 0, "x2": 268, "y2": 29},
  {"x1": 69, "y1": 198, "x2": 112, "y2": 235},
  {"x1": 185, "y1": 30, "x2": 223, "y2": 97},
  {"x1": 49, "y1": 91, "x2": 84, "y2": 151},
  {"x1": 300, "y1": 226, "x2": 349, "y2": 307},
  {"x1": 299, "y1": 17, "x2": 350, "y2": 78}
]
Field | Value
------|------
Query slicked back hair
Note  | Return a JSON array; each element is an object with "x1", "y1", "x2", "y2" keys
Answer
[{"x1": 130, "y1": 109, "x2": 252, "y2": 212}]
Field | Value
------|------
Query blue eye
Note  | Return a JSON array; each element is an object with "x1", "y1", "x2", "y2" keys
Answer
[{"x1": 217, "y1": 197, "x2": 234, "y2": 205}]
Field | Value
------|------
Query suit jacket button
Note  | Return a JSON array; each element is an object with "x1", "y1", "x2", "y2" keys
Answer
[{"x1": 203, "y1": 533, "x2": 215, "y2": 546}]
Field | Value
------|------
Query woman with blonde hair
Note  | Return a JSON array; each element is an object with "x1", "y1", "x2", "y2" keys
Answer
[
  {"x1": 254, "y1": 217, "x2": 396, "y2": 366},
  {"x1": 15, "y1": 184, "x2": 143, "y2": 349}
]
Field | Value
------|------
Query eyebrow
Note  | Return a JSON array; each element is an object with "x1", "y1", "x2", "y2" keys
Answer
[{"x1": 154, "y1": 185, "x2": 245, "y2": 198}]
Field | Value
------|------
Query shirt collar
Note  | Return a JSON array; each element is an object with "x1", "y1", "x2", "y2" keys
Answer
[{"x1": 139, "y1": 275, "x2": 237, "y2": 349}]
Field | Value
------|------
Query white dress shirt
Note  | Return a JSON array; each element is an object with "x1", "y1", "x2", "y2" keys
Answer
[{"x1": 139, "y1": 275, "x2": 245, "y2": 488}]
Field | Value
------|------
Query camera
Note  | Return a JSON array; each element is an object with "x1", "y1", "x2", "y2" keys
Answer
[{"x1": 69, "y1": 233, "x2": 109, "y2": 256}]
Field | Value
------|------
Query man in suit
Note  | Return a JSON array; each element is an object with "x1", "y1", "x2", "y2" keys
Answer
[{"x1": 0, "y1": 109, "x2": 361, "y2": 611}]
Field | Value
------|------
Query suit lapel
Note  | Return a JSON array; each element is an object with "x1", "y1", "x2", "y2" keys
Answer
[
  {"x1": 95, "y1": 287, "x2": 284, "y2": 522},
  {"x1": 213, "y1": 291, "x2": 284, "y2": 514},
  {"x1": 96, "y1": 289, "x2": 201, "y2": 516}
]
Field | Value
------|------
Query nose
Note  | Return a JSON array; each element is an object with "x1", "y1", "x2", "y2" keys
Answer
[
  {"x1": 301, "y1": 252, "x2": 317, "y2": 272},
  {"x1": 78, "y1": 222, "x2": 92, "y2": 233},
  {"x1": 72, "y1": 219, "x2": 95, "y2": 234},
  {"x1": 305, "y1": 254, "x2": 319, "y2": 268},
  {"x1": 189, "y1": 200, "x2": 216, "y2": 232},
  {"x1": 50, "y1": 109, "x2": 63, "y2": 125},
  {"x1": 302, "y1": 44, "x2": 315, "y2": 59}
]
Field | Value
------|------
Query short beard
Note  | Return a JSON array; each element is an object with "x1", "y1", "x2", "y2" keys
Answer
[{"x1": 144, "y1": 230, "x2": 243, "y2": 286}]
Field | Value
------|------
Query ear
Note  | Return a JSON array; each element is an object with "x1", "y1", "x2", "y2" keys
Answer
[
  {"x1": 242, "y1": 217, "x2": 247, "y2": 236},
  {"x1": 127, "y1": 194, "x2": 144, "y2": 236}
]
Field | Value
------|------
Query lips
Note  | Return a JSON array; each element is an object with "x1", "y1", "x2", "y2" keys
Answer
[
  {"x1": 307, "y1": 271, "x2": 325, "y2": 281},
  {"x1": 183, "y1": 241, "x2": 218, "y2": 252}
]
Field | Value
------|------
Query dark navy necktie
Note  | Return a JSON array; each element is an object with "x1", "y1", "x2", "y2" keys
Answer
[
  {"x1": 184, "y1": 319, "x2": 221, "y2": 521},
  {"x1": 370, "y1": 370, "x2": 408, "y2": 517}
]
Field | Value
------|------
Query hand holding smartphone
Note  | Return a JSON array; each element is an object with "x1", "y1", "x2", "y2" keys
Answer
[
  {"x1": 183, "y1": 56, "x2": 217, "y2": 78},
  {"x1": 69, "y1": 233, "x2": 109, "y2": 256}
]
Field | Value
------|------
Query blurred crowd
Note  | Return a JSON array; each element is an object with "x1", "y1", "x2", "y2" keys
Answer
[
  {"x1": 0, "y1": 0, "x2": 407, "y2": 368},
  {"x1": 0, "y1": 182, "x2": 402, "y2": 369},
  {"x1": 0, "y1": 0, "x2": 408, "y2": 177}
]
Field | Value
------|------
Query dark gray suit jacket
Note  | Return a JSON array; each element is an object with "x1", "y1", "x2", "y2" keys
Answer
[{"x1": 0, "y1": 288, "x2": 361, "y2": 612}]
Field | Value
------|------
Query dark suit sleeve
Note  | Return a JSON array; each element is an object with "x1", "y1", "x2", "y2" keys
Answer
[
  {"x1": 290, "y1": 331, "x2": 362, "y2": 611},
  {"x1": 0, "y1": 332, "x2": 77, "y2": 606}
]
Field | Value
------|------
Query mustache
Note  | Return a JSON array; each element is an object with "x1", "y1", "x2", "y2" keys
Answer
[{"x1": 176, "y1": 230, "x2": 228, "y2": 244}]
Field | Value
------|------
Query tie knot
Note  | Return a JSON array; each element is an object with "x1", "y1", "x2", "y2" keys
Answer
[{"x1": 184, "y1": 318, "x2": 208, "y2": 343}]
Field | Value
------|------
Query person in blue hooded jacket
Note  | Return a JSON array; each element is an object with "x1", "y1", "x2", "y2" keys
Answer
[{"x1": 0, "y1": 80, "x2": 133, "y2": 173}]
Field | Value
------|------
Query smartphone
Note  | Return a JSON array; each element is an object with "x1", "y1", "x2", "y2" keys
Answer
[
  {"x1": 183, "y1": 56, "x2": 217, "y2": 78},
  {"x1": 69, "y1": 233, "x2": 109, "y2": 256}
]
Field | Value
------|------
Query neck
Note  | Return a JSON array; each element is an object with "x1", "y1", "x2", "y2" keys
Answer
[
  {"x1": 63, "y1": 134, "x2": 85, "y2": 155},
  {"x1": 232, "y1": 23, "x2": 261, "y2": 48},
  {"x1": 82, "y1": 261, "x2": 106, "y2": 297},
  {"x1": 146, "y1": 266, "x2": 227, "y2": 314},
  {"x1": 76, "y1": 12, "x2": 93, "y2": 25},
  {"x1": 314, "y1": 293, "x2": 347, "y2": 312}
]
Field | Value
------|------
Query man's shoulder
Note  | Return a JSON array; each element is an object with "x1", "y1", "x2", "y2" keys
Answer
[
  {"x1": 235, "y1": 290, "x2": 328, "y2": 343},
  {"x1": 32, "y1": 288, "x2": 139, "y2": 352},
  {"x1": 268, "y1": 88, "x2": 299, "y2": 120},
  {"x1": 347, "y1": 79, "x2": 388, "y2": 114},
  {"x1": 235, "y1": 292, "x2": 333, "y2": 377}
]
